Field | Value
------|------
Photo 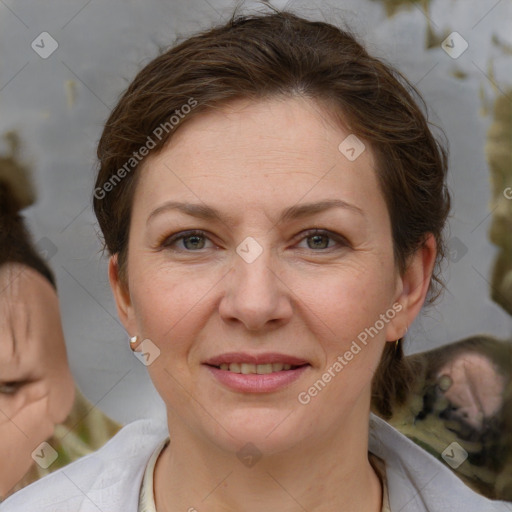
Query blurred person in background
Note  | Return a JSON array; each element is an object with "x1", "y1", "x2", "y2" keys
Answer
[
  {"x1": 0, "y1": 132, "x2": 121, "y2": 502},
  {"x1": 382, "y1": 334, "x2": 512, "y2": 501}
]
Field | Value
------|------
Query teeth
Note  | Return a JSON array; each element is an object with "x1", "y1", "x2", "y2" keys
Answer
[
  {"x1": 257, "y1": 364, "x2": 273, "y2": 374},
  {"x1": 240, "y1": 363, "x2": 254, "y2": 374},
  {"x1": 217, "y1": 362, "x2": 298, "y2": 374}
]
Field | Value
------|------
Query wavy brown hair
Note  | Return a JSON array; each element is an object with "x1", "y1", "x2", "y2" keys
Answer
[{"x1": 93, "y1": 6, "x2": 451, "y2": 418}]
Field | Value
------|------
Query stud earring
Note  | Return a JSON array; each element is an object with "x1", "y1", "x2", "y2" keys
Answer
[{"x1": 130, "y1": 335, "x2": 138, "y2": 345}]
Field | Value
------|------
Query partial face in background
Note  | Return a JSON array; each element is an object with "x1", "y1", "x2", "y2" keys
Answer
[
  {"x1": 111, "y1": 97, "x2": 432, "y2": 455},
  {"x1": 437, "y1": 352, "x2": 507, "y2": 431},
  {"x1": 0, "y1": 263, "x2": 75, "y2": 497}
]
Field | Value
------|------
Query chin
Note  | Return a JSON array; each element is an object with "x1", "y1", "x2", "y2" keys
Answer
[{"x1": 203, "y1": 406, "x2": 310, "y2": 456}]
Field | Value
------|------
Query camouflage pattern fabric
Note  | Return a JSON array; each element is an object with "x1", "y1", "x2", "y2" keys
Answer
[{"x1": 380, "y1": 335, "x2": 512, "y2": 501}]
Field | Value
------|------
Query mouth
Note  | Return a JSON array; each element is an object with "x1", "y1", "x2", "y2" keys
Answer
[
  {"x1": 202, "y1": 353, "x2": 311, "y2": 393},
  {"x1": 206, "y1": 362, "x2": 309, "y2": 374}
]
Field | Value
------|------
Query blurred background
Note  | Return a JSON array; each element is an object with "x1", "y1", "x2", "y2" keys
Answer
[{"x1": 0, "y1": 0, "x2": 511, "y2": 425}]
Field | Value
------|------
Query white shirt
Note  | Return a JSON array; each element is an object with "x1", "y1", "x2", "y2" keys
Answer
[{"x1": 2, "y1": 414, "x2": 511, "y2": 512}]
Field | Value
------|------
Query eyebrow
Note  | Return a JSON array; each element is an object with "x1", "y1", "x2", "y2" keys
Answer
[{"x1": 147, "y1": 199, "x2": 365, "y2": 226}]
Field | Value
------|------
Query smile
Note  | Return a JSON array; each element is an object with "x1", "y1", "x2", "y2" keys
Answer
[
  {"x1": 204, "y1": 363, "x2": 310, "y2": 393},
  {"x1": 216, "y1": 363, "x2": 301, "y2": 374}
]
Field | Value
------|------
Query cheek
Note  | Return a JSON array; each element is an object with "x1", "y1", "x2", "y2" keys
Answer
[
  {"x1": 0, "y1": 389, "x2": 55, "y2": 494},
  {"x1": 131, "y1": 268, "x2": 213, "y2": 352},
  {"x1": 47, "y1": 370, "x2": 75, "y2": 424},
  {"x1": 293, "y1": 267, "x2": 396, "y2": 393},
  {"x1": 294, "y1": 269, "x2": 392, "y2": 402},
  {"x1": 294, "y1": 263, "x2": 394, "y2": 333}
]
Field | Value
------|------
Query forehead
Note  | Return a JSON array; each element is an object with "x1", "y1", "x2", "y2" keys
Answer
[
  {"x1": 134, "y1": 96, "x2": 383, "y2": 222},
  {"x1": 0, "y1": 265, "x2": 55, "y2": 377},
  {"x1": 176, "y1": 96, "x2": 345, "y2": 152}
]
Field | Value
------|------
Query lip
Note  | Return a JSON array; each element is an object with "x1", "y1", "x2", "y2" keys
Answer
[
  {"x1": 205, "y1": 364, "x2": 310, "y2": 393},
  {"x1": 203, "y1": 352, "x2": 309, "y2": 366}
]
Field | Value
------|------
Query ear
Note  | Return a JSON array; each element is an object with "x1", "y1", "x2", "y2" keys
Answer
[
  {"x1": 108, "y1": 254, "x2": 136, "y2": 336},
  {"x1": 385, "y1": 233, "x2": 437, "y2": 342}
]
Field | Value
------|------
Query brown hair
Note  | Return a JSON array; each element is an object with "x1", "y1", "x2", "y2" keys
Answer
[
  {"x1": 0, "y1": 132, "x2": 56, "y2": 289},
  {"x1": 93, "y1": 6, "x2": 451, "y2": 417}
]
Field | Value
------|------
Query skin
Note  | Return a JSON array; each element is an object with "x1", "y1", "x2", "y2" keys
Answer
[
  {"x1": 0, "y1": 263, "x2": 75, "y2": 499},
  {"x1": 110, "y1": 96, "x2": 436, "y2": 512}
]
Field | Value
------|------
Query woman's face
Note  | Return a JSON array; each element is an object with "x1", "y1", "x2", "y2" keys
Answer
[
  {"x1": 111, "y1": 97, "x2": 430, "y2": 454},
  {"x1": 0, "y1": 263, "x2": 75, "y2": 496}
]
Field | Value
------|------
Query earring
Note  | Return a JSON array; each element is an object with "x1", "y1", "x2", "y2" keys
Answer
[{"x1": 130, "y1": 335, "x2": 138, "y2": 345}]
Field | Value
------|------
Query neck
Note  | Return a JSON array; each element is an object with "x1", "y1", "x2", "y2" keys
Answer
[{"x1": 154, "y1": 405, "x2": 382, "y2": 512}]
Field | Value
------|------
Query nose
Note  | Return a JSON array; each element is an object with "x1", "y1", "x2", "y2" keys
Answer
[{"x1": 218, "y1": 242, "x2": 293, "y2": 331}]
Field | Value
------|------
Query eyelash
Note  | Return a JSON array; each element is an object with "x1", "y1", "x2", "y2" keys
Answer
[{"x1": 160, "y1": 229, "x2": 349, "y2": 253}]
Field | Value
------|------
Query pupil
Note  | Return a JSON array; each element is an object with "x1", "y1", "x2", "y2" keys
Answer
[
  {"x1": 185, "y1": 235, "x2": 204, "y2": 250},
  {"x1": 310, "y1": 235, "x2": 327, "y2": 249}
]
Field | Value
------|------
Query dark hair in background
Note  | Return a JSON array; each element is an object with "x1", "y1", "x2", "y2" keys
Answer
[
  {"x1": 0, "y1": 133, "x2": 56, "y2": 289},
  {"x1": 93, "y1": 6, "x2": 451, "y2": 417}
]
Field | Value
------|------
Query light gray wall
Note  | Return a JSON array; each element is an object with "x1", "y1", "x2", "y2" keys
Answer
[{"x1": 1, "y1": 0, "x2": 511, "y2": 424}]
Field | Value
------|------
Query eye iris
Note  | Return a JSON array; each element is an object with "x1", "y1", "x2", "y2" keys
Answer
[
  {"x1": 183, "y1": 234, "x2": 205, "y2": 250},
  {"x1": 308, "y1": 234, "x2": 329, "y2": 249}
]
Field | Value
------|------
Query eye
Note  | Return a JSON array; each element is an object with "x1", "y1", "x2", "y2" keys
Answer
[
  {"x1": 160, "y1": 230, "x2": 215, "y2": 251},
  {"x1": 296, "y1": 229, "x2": 349, "y2": 251},
  {"x1": 0, "y1": 381, "x2": 23, "y2": 395},
  {"x1": 160, "y1": 228, "x2": 349, "y2": 253}
]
